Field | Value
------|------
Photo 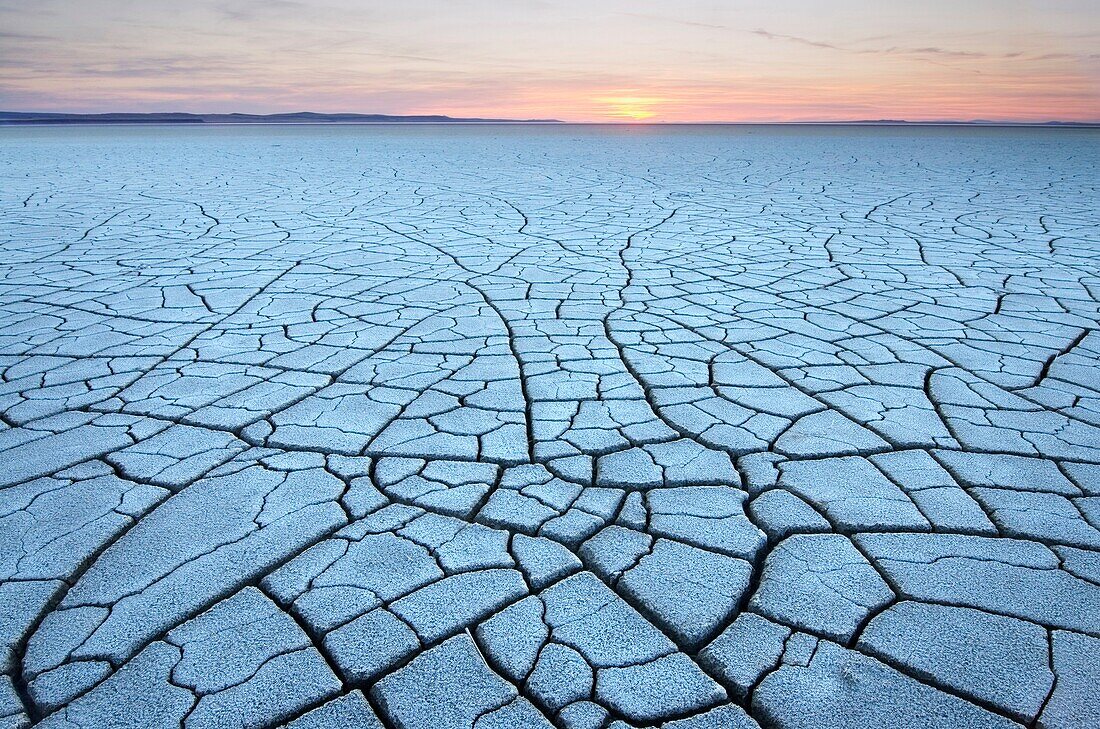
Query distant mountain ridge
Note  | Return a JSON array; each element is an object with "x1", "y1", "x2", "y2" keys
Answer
[
  {"x1": 0, "y1": 111, "x2": 562, "y2": 124},
  {"x1": 813, "y1": 119, "x2": 1098, "y2": 127}
]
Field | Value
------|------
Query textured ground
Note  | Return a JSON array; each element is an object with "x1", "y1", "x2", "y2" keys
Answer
[{"x1": 1, "y1": 125, "x2": 1099, "y2": 729}]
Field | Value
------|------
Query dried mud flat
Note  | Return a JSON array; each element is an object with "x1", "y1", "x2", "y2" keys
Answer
[{"x1": 1, "y1": 125, "x2": 1098, "y2": 729}]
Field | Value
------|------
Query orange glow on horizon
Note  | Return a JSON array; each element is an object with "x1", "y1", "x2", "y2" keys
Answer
[
  {"x1": 387, "y1": 74, "x2": 1100, "y2": 124},
  {"x1": 19, "y1": 75, "x2": 1097, "y2": 123}
]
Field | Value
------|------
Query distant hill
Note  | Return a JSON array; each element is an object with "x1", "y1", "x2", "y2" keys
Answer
[
  {"x1": 820, "y1": 119, "x2": 1098, "y2": 127},
  {"x1": 0, "y1": 111, "x2": 562, "y2": 125}
]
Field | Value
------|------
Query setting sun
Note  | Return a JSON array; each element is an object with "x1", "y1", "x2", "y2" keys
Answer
[{"x1": 598, "y1": 96, "x2": 665, "y2": 121}]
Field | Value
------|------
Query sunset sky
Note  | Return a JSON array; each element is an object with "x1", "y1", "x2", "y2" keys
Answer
[{"x1": 1, "y1": 0, "x2": 1098, "y2": 122}]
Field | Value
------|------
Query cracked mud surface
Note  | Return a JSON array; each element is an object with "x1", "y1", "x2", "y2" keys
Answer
[{"x1": 1, "y1": 124, "x2": 1098, "y2": 728}]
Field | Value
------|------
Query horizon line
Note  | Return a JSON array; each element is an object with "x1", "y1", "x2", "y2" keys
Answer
[{"x1": 2, "y1": 110, "x2": 1099, "y2": 127}]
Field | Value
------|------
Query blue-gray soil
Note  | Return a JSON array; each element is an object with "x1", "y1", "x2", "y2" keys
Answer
[{"x1": 1, "y1": 124, "x2": 1098, "y2": 728}]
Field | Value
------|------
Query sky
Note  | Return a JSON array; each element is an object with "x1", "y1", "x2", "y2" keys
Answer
[{"x1": 1, "y1": 0, "x2": 1098, "y2": 122}]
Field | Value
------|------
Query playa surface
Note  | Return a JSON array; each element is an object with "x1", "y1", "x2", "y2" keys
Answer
[{"x1": 2, "y1": 124, "x2": 1099, "y2": 728}]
